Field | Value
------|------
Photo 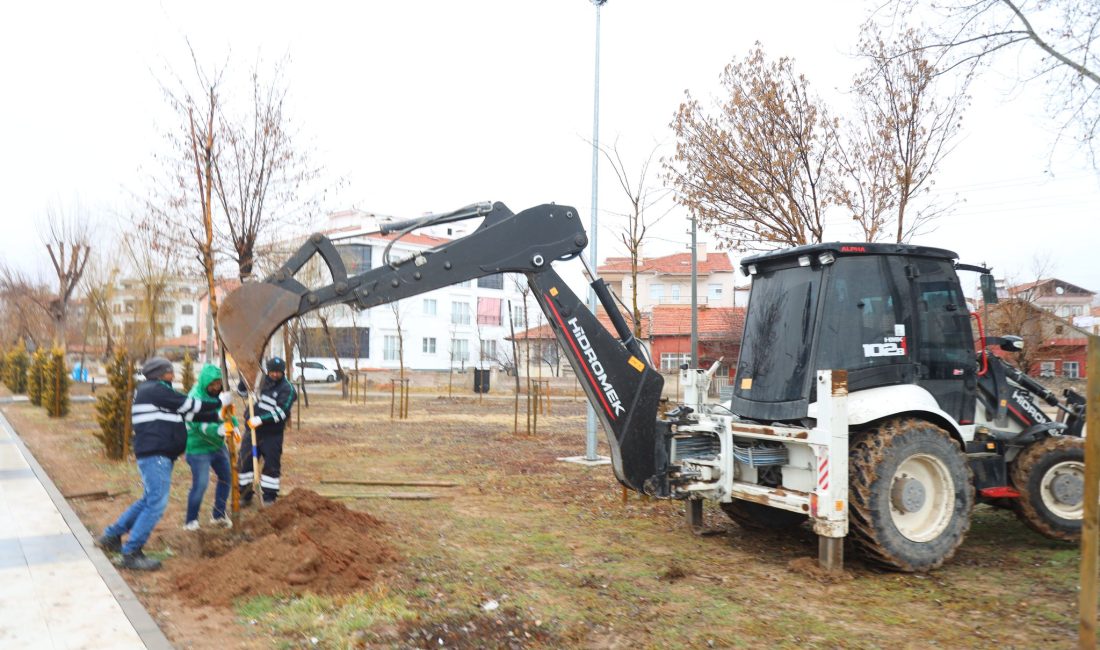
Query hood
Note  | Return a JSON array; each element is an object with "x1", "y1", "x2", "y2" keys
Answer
[{"x1": 190, "y1": 364, "x2": 223, "y2": 399}]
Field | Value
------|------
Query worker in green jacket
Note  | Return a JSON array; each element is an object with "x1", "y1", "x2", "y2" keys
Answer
[{"x1": 183, "y1": 364, "x2": 237, "y2": 530}]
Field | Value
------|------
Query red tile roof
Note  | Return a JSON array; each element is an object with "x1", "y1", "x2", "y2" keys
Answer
[
  {"x1": 650, "y1": 305, "x2": 744, "y2": 340},
  {"x1": 510, "y1": 308, "x2": 650, "y2": 341},
  {"x1": 510, "y1": 306, "x2": 743, "y2": 341},
  {"x1": 598, "y1": 251, "x2": 733, "y2": 275}
]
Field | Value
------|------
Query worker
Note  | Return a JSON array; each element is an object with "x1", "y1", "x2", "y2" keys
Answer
[
  {"x1": 96, "y1": 357, "x2": 232, "y2": 571},
  {"x1": 236, "y1": 356, "x2": 297, "y2": 505},
  {"x1": 183, "y1": 363, "x2": 238, "y2": 531}
]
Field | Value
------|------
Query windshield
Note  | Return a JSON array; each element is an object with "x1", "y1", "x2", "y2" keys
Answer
[{"x1": 734, "y1": 264, "x2": 819, "y2": 404}]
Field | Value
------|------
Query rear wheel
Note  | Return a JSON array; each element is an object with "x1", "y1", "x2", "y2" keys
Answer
[
  {"x1": 849, "y1": 419, "x2": 974, "y2": 572},
  {"x1": 326, "y1": 374, "x2": 336, "y2": 383},
  {"x1": 1011, "y1": 436, "x2": 1085, "y2": 541},
  {"x1": 720, "y1": 500, "x2": 807, "y2": 531}
]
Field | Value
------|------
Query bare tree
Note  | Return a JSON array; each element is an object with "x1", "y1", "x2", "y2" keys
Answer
[
  {"x1": 600, "y1": 140, "x2": 671, "y2": 335},
  {"x1": 835, "y1": 26, "x2": 970, "y2": 242},
  {"x1": 121, "y1": 217, "x2": 177, "y2": 359},
  {"x1": 390, "y1": 302, "x2": 406, "y2": 380},
  {"x1": 667, "y1": 44, "x2": 840, "y2": 250},
  {"x1": 0, "y1": 267, "x2": 54, "y2": 349},
  {"x1": 40, "y1": 207, "x2": 92, "y2": 350},
  {"x1": 82, "y1": 256, "x2": 119, "y2": 361},
  {"x1": 213, "y1": 57, "x2": 327, "y2": 282},
  {"x1": 884, "y1": 0, "x2": 1100, "y2": 165}
]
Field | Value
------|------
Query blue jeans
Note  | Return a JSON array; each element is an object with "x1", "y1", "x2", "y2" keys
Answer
[
  {"x1": 185, "y1": 448, "x2": 231, "y2": 523},
  {"x1": 105, "y1": 455, "x2": 173, "y2": 555}
]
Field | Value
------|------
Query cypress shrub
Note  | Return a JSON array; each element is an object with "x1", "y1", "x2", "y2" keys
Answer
[
  {"x1": 27, "y1": 349, "x2": 47, "y2": 407},
  {"x1": 94, "y1": 349, "x2": 133, "y2": 460},
  {"x1": 5, "y1": 345, "x2": 29, "y2": 394},
  {"x1": 43, "y1": 348, "x2": 70, "y2": 418},
  {"x1": 181, "y1": 352, "x2": 195, "y2": 393}
]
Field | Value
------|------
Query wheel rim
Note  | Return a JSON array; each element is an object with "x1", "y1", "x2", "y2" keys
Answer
[
  {"x1": 1039, "y1": 460, "x2": 1085, "y2": 520},
  {"x1": 890, "y1": 453, "x2": 955, "y2": 542}
]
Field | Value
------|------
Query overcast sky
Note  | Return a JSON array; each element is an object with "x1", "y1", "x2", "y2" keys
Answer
[{"x1": 2, "y1": 1, "x2": 1097, "y2": 295}]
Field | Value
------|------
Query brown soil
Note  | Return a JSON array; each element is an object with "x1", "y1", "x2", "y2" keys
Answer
[{"x1": 170, "y1": 489, "x2": 397, "y2": 606}]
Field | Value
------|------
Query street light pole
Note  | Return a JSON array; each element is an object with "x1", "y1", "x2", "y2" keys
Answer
[
  {"x1": 690, "y1": 213, "x2": 698, "y2": 369},
  {"x1": 584, "y1": 0, "x2": 607, "y2": 462}
]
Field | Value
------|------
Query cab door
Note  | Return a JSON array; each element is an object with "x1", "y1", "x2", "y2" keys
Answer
[{"x1": 901, "y1": 257, "x2": 977, "y2": 424}]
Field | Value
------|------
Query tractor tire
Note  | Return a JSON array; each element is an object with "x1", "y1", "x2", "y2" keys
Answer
[
  {"x1": 848, "y1": 419, "x2": 974, "y2": 572},
  {"x1": 720, "y1": 500, "x2": 807, "y2": 531},
  {"x1": 1011, "y1": 436, "x2": 1085, "y2": 541}
]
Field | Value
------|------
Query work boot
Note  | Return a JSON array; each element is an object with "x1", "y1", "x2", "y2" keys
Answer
[
  {"x1": 121, "y1": 551, "x2": 162, "y2": 571},
  {"x1": 209, "y1": 516, "x2": 233, "y2": 529},
  {"x1": 95, "y1": 533, "x2": 122, "y2": 554}
]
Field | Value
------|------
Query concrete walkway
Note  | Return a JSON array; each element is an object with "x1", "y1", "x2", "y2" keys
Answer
[{"x1": 0, "y1": 411, "x2": 171, "y2": 649}]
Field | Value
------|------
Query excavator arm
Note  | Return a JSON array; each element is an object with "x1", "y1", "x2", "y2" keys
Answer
[{"x1": 217, "y1": 202, "x2": 669, "y2": 494}]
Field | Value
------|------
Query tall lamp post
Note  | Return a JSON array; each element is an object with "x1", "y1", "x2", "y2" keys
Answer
[{"x1": 584, "y1": 0, "x2": 608, "y2": 462}]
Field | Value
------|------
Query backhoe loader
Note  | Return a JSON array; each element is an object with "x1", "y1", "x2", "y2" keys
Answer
[{"x1": 218, "y1": 202, "x2": 1087, "y2": 572}]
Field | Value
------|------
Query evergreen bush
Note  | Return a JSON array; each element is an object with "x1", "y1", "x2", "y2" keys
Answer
[
  {"x1": 43, "y1": 348, "x2": 70, "y2": 417},
  {"x1": 94, "y1": 349, "x2": 133, "y2": 460}
]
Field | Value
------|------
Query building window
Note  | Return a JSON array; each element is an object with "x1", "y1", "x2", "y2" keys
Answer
[
  {"x1": 451, "y1": 339, "x2": 469, "y2": 363},
  {"x1": 456, "y1": 280, "x2": 472, "y2": 288},
  {"x1": 422, "y1": 337, "x2": 436, "y2": 354},
  {"x1": 335, "y1": 243, "x2": 372, "y2": 275},
  {"x1": 477, "y1": 297, "x2": 502, "y2": 325},
  {"x1": 423, "y1": 298, "x2": 437, "y2": 316},
  {"x1": 670, "y1": 285, "x2": 681, "y2": 302},
  {"x1": 661, "y1": 352, "x2": 691, "y2": 372},
  {"x1": 512, "y1": 305, "x2": 526, "y2": 328},
  {"x1": 1064, "y1": 361, "x2": 1080, "y2": 379},
  {"x1": 1039, "y1": 361, "x2": 1056, "y2": 378},
  {"x1": 181, "y1": 325, "x2": 194, "y2": 335},
  {"x1": 480, "y1": 339, "x2": 497, "y2": 361},
  {"x1": 477, "y1": 273, "x2": 504, "y2": 290},
  {"x1": 181, "y1": 304, "x2": 194, "y2": 315},
  {"x1": 649, "y1": 283, "x2": 664, "y2": 301},
  {"x1": 300, "y1": 327, "x2": 370, "y2": 358},
  {"x1": 708, "y1": 284, "x2": 723, "y2": 301},
  {"x1": 383, "y1": 335, "x2": 401, "y2": 361},
  {"x1": 451, "y1": 302, "x2": 471, "y2": 325}
]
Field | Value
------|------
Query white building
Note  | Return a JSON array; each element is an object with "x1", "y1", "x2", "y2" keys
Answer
[
  {"x1": 596, "y1": 243, "x2": 737, "y2": 310},
  {"x1": 287, "y1": 209, "x2": 530, "y2": 373}
]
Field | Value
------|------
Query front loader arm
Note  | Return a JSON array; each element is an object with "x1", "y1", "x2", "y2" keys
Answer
[{"x1": 218, "y1": 202, "x2": 668, "y2": 494}]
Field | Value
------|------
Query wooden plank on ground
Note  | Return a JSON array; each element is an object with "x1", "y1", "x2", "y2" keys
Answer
[
  {"x1": 320, "y1": 479, "x2": 459, "y2": 488},
  {"x1": 316, "y1": 491, "x2": 440, "y2": 501}
]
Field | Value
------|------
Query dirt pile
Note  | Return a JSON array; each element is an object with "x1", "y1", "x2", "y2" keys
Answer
[{"x1": 172, "y1": 489, "x2": 397, "y2": 605}]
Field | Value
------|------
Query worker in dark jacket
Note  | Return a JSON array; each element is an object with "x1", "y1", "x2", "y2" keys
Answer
[
  {"x1": 96, "y1": 357, "x2": 231, "y2": 570},
  {"x1": 237, "y1": 356, "x2": 297, "y2": 505}
]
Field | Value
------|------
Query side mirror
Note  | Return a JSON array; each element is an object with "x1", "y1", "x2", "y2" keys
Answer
[
  {"x1": 999, "y1": 335, "x2": 1023, "y2": 352},
  {"x1": 980, "y1": 274, "x2": 998, "y2": 304}
]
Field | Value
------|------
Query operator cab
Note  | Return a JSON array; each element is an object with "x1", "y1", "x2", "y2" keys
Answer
[{"x1": 731, "y1": 243, "x2": 976, "y2": 425}]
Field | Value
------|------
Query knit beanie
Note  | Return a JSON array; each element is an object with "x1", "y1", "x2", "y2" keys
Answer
[{"x1": 141, "y1": 357, "x2": 173, "y2": 381}]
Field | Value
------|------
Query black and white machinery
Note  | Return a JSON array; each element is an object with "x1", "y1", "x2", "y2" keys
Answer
[{"x1": 217, "y1": 203, "x2": 1088, "y2": 572}]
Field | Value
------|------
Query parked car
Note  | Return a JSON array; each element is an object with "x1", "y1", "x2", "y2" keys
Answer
[{"x1": 295, "y1": 359, "x2": 339, "y2": 382}]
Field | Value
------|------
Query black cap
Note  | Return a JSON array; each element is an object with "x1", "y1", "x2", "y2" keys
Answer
[
  {"x1": 141, "y1": 357, "x2": 173, "y2": 381},
  {"x1": 266, "y1": 357, "x2": 286, "y2": 373}
]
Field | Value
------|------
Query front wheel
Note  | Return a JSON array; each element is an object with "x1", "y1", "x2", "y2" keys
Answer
[
  {"x1": 326, "y1": 374, "x2": 336, "y2": 383},
  {"x1": 848, "y1": 419, "x2": 974, "y2": 572},
  {"x1": 1011, "y1": 436, "x2": 1085, "y2": 541}
]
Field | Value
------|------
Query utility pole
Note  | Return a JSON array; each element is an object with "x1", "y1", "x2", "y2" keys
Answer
[
  {"x1": 583, "y1": 0, "x2": 608, "y2": 462},
  {"x1": 690, "y1": 214, "x2": 698, "y2": 369}
]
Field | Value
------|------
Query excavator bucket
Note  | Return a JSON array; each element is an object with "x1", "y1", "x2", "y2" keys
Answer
[{"x1": 217, "y1": 282, "x2": 302, "y2": 391}]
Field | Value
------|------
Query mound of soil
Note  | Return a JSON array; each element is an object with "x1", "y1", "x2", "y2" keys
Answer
[{"x1": 172, "y1": 489, "x2": 397, "y2": 605}]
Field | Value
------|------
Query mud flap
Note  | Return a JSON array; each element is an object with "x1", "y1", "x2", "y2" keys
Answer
[{"x1": 528, "y1": 271, "x2": 668, "y2": 496}]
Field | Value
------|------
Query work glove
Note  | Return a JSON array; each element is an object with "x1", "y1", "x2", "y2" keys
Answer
[
  {"x1": 219, "y1": 391, "x2": 234, "y2": 407},
  {"x1": 248, "y1": 415, "x2": 263, "y2": 429},
  {"x1": 216, "y1": 423, "x2": 228, "y2": 438}
]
